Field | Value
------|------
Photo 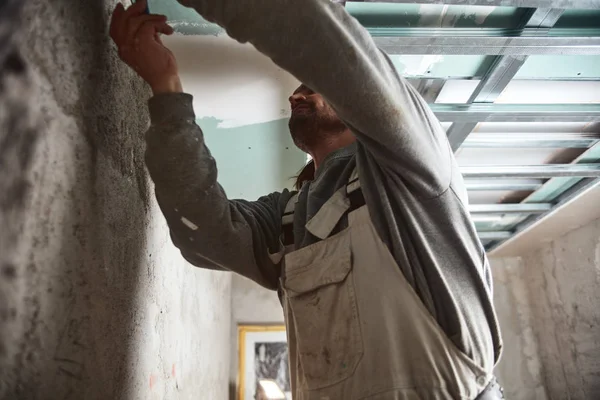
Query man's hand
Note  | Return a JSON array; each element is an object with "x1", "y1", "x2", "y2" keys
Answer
[{"x1": 110, "y1": 0, "x2": 182, "y2": 94}]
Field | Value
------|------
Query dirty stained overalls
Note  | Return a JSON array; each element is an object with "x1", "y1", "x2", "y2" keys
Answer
[{"x1": 275, "y1": 169, "x2": 503, "y2": 400}]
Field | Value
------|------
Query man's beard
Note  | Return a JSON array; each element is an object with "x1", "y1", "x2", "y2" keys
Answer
[{"x1": 288, "y1": 108, "x2": 346, "y2": 152}]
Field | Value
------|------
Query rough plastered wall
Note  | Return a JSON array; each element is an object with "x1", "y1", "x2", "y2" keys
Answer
[
  {"x1": 0, "y1": 1, "x2": 231, "y2": 399},
  {"x1": 492, "y1": 216, "x2": 600, "y2": 400},
  {"x1": 492, "y1": 257, "x2": 548, "y2": 400}
]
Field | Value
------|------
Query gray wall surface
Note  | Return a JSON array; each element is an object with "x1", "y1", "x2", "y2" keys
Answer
[
  {"x1": 492, "y1": 257, "x2": 548, "y2": 400},
  {"x1": 493, "y1": 216, "x2": 600, "y2": 400},
  {"x1": 0, "y1": 1, "x2": 232, "y2": 399}
]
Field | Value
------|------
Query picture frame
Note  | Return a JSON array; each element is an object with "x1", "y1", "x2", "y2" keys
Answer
[{"x1": 237, "y1": 325, "x2": 291, "y2": 400}]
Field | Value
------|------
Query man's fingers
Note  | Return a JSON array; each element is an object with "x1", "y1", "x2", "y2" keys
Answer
[
  {"x1": 124, "y1": 0, "x2": 148, "y2": 19},
  {"x1": 160, "y1": 23, "x2": 174, "y2": 35},
  {"x1": 110, "y1": 3, "x2": 126, "y2": 41},
  {"x1": 118, "y1": 19, "x2": 173, "y2": 65},
  {"x1": 121, "y1": 20, "x2": 171, "y2": 55},
  {"x1": 126, "y1": 14, "x2": 167, "y2": 45},
  {"x1": 138, "y1": 19, "x2": 173, "y2": 39},
  {"x1": 128, "y1": 14, "x2": 167, "y2": 32}
]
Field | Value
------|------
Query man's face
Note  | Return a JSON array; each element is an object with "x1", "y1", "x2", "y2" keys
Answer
[{"x1": 288, "y1": 84, "x2": 345, "y2": 151}]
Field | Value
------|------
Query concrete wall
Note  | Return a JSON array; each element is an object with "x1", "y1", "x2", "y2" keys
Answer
[
  {"x1": 0, "y1": 1, "x2": 231, "y2": 399},
  {"x1": 492, "y1": 257, "x2": 548, "y2": 400},
  {"x1": 492, "y1": 216, "x2": 600, "y2": 400}
]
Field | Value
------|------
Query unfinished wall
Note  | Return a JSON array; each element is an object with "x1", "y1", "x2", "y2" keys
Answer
[
  {"x1": 0, "y1": 1, "x2": 231, "y2": 399},
  {"x1": 520, "y1": 216, "x2": 600, "y2": 399},
  {"x1": 492, "y1": 216, "x2": 600, "y2": 400},
  {"x1": 492, "y1": 257, "x2": 548, "y2": 400}
]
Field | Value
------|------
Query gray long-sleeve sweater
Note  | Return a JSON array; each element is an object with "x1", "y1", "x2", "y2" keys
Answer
[{"x1": 145, "y1": 0, "x2": 502, "y2": 371}]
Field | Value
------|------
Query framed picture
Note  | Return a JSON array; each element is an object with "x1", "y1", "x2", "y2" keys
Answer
[{"x1": 237, "y1": 325, "x2": 291, "y2": 400}]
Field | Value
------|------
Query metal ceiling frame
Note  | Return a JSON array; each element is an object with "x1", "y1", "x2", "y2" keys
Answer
[
  {"x1": 431, "y1": 103, "x2": 600, "y2": 122},
  {"x1": 461, "y1": 164, "x2": 600, "y2": 178},
  {"x1": 351, "y1": 0, "x2": 600, "y2": 8},
  {"x1": 486, "y1": 178, "x2": 600, "y2": 252},
  {"x1": 331, "y1": 2, "x2": 600, "y2": 250},
  {"x1": 349, "y1": 2, "x2": 600, "y2": 250},
  {"x1": 465, "y1": 182, "x2": 543, "y2": 191},
  {"x1": 351, "y1": 1, "x2": 600, "y2": 250},
  {"x1": 469, "y1": 203, "x2": 552, "y2": 213},
  {"x1": 462, "y1": 133, "x2": 599, "y2": 148},
  {"x1": 373, "y1": 36, "x2": 600, "y2": 55},
  {"x1": 445, "y1": 8, "x2": 564, "y2": 151}
]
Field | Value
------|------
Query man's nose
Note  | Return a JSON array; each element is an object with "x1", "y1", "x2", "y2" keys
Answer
[{"x1": 289, "y1": 93, "x2": 306, "y2": 107}]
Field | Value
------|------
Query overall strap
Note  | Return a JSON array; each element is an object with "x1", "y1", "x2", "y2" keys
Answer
[
  {"x1": 281, "y1": 168, "x2": 366, "y2": 246},
  {"x1": 346, "y1": 167, "x2": 366, "y2": 211}
]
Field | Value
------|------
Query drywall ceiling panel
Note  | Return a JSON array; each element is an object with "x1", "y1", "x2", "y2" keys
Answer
[
  {"x1": 435, "y1": 80, "x2": 481, "y2": 103},
  {"x1": 516, "y1": 56, "x2": 600, "y2": 80},
  {"x1": 554, "y1": 9, "x2": 600, "y2": 28}
]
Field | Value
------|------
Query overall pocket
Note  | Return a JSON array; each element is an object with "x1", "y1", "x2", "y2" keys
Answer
[{"x1": 283, "y1": 232, "x2": 363, "y2": 390}]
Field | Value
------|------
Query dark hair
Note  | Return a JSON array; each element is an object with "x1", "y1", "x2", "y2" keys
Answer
[{"x1": 294, "y1": 159, "x2": 315, "y2": 190}]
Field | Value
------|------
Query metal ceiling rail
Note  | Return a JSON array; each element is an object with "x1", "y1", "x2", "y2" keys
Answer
[
  {"x1": 486, "y1": 177, "x2": 600, "y2": 252},
  {"x1": 351, "y1": 0, "x2": 600, "y2": 9},
  {"x1": 407, "y1": 79, "x2": 446, "y2": 103},
  {"x1": 445, "y1": 8, "x2": 564, "y2": 151},
  {"x1": 478, "y1": 144, "x2": 600, "y2": 234},
  {"x1": 465, "y1": 182, "x2": 543, "y2": 191},
  {"x1": 470, "y1": 203, "x2": 552, "y2": 213},
  {"x1": 462, "y1": 133, "x2": 599, "y2": 148},
  {"x1": 461, "y1": 164, "x2": 600, "y2": 179},
  {"x1": 373, "y1": 36, "x2": 600, "y2": 56},
  {"x1": 431, "y1": 103, "x2": 600, "y2": 122},
  {"x1": 367, "y1": 27, "x2": 600, "y2": 37},
  {"x1": 478, "y1": 231, "x2": 512, "y2": 240},
  {"x1": 516, "y1": 141, "x2": 600, "y2": 202}
]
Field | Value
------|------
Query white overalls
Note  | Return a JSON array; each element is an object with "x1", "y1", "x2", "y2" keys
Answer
[{"x1": 276, "y1": 170, "x2": 494, "y2": 400}]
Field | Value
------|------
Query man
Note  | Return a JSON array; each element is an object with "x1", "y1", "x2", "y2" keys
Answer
[{"x1": 110, "y1": 0, "x2": 504, "y2": 398}]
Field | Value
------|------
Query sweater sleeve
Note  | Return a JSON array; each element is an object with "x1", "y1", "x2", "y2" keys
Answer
[
  {"x1": 145, "y1": 93, "x2": 293, "y2": 290},
  {"x1": 179, "y1": 0, "x2": 452, "y2": 198}
]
